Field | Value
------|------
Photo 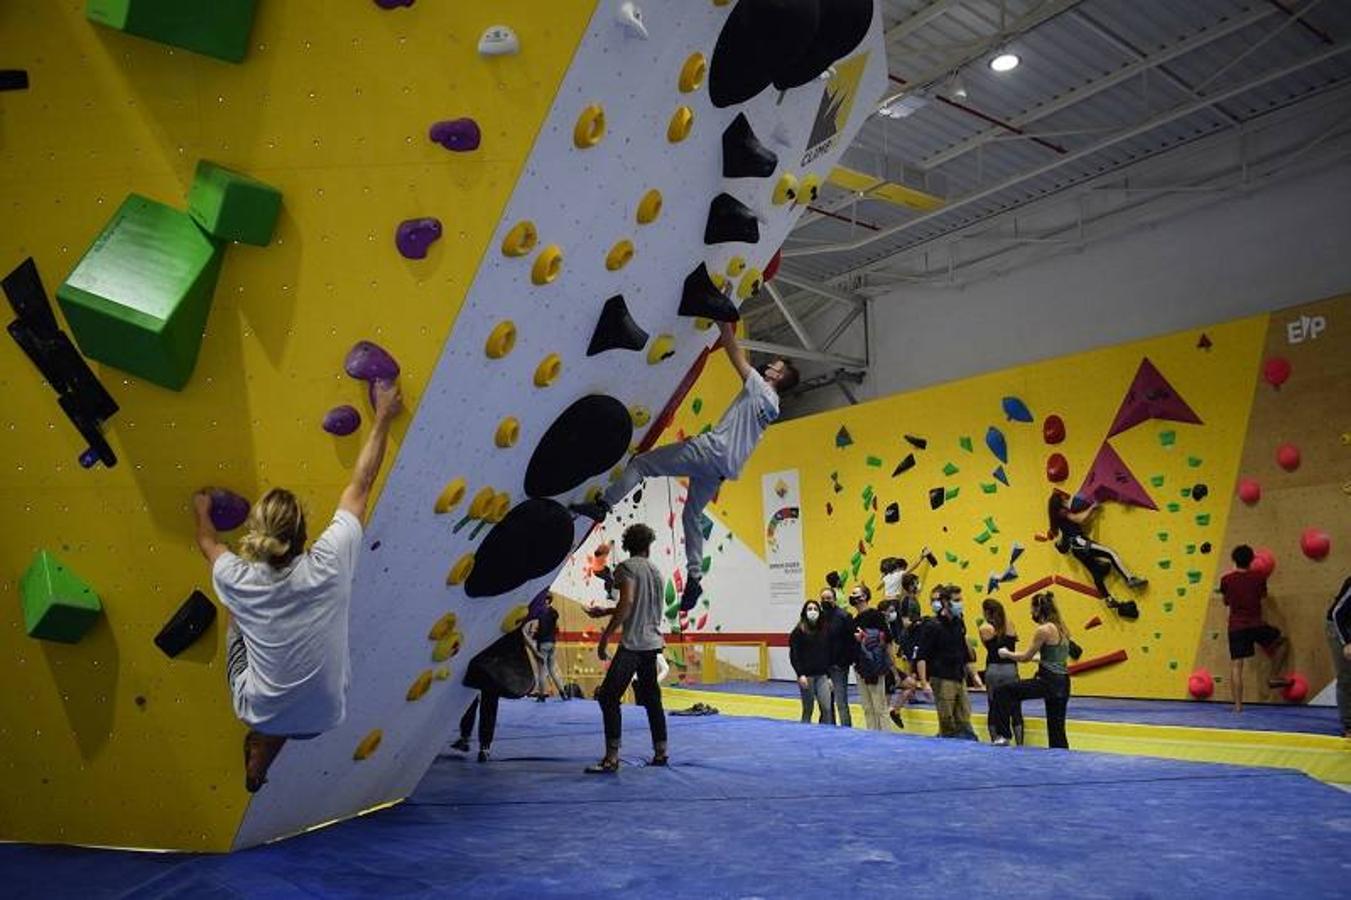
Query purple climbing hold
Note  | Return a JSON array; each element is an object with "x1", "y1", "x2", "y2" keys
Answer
[
  {"x1": 210, "y1": 489, "x2": 251, "y2": 532},
  {"x1": 374, "y1": 0, "x2": 414, "y2": 7},
  {"x1": 429, "y1": 118, "x2": 481, "y2": 152},
  {"x1": 395, "y1": 217, "x2": 442, "y2": 259},
  {"x1": 323, "y1": 404, "x2": 362, "y2": 436},
  {"x1": 344, "y1": 340, "x2": 401, "y2": 408},
  {"x1": 78, "y1": 448, "x2": 100, "y2": 469}
]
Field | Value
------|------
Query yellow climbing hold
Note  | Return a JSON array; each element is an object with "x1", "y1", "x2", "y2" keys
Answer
[
  {"x1": 678, "y1": 53, "x2": 707, "y2": 93},
  {"x1": 798, "y1": 172, "x2": 821, "y2": 204},
  {"x1": 428, "y1": 612, "x2": 459, "y2": 641},
  {"x1": 667, "y1": 106, "x2": 694, "y2": 143},
  {"x1": 446, "y1": 553, "x2": 475, "y2": 586},
  {"x1": 710, "y1": 271, "x2": 729, "y2": 292},
  {"x1": 647, "y1": 334, "x2": 675, "y2": 365},
  {"x1": 494, "y1": 417, "x2": 520, "y2": 449},
  {"x1": 500, "y1": 604, "x2": 530, "y2": 633},
  {"x1": 630, "y1": 405, "x2": 651, "y2": 428},
  {"x1": 573, "y1": 103, "x2": 606, "y2": 149},
  {"x1": 636, "y1": 189, "x2": 663, "y2": 225},
  {"x1": 433, "y1": 478, "x2": 467, "y2": 514},
  {"x1": 501, "y1": 220, "x2": 538, "y2": 257},
  {"x1": 584, "y1": 485, "x2": 603, "y2": 504},
  {"x1": 434, "y1": 667, "x2": 451, "y2": 681},
  {"x1": 432, "y1": 633, "x2": 463, "y2": 662},
  {"x1": 726, "y1": 256, "x2": 746, "y2": 277},
  {"x1": 694, "y1": 317, "x2": 714, "y2": 331},
  {"x1": 605, "y1": 239, "x2": 635, "y2": 272},
  {"x1": 773, "y1": 172, "x2": 799, "y2": 206},
  {"x1": 737, "y1": 268, "x2": 763, "y2": 300},
  {"x1": 533, "y1": 353, "x2": 562, "y2": 387},
  {"x1": 466, "y1": 486, "x2": 496, "y2": 519},
  {"x1": 485, "y1": 492, "x2": 512, "y2": 523},
  {"x1": 485, "y1": 321, "x2": 517, "y2": 359},
  {"x1": 532, "y1": 245, "x2": 563, "y2": 285},
  {"x1": 353, "y1": 729, "x2": 383, "y2": 761},
  {"x1": 406, "y1": 670, "x2": 434, "y2": 702}
]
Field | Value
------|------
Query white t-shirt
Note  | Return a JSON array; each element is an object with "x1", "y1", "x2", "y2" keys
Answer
[
  {"x1": 882, "y1": 569, "x2": 906, "y2": 600},
  {"x1": 703, "y1": 370, "x2": 779, "y2": 479},
  {"x1": 212, "y1": 509, "x2": 362, "y2": 735}
]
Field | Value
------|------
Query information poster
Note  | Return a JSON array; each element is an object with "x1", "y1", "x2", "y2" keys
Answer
[{"x1": 761, "y1": 469, "x2": 805, "y2": 607}]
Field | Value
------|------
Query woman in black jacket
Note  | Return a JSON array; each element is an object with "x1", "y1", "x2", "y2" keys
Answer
[{"x1": 790, "y1": 598, "x2": 834, "y2": 724}]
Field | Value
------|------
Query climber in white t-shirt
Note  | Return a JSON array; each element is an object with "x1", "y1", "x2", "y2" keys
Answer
[
  {"x1": 194, "y1": 379, "x2": 404, "y2": 793},
  {"x1": 570, "y1": 320, "x2": 798, "y2": 612}
]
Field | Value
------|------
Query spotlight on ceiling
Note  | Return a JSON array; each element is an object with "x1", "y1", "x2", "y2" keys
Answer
[
  {"x1": 945, "y1": 71, "x2": 968, "y2": 101},
  {"x1": 990, "y1": 52, "x2": 1020, "y2": 73},
  {"x1": 878, "y1": 93, "x2": 929, "y2": 119}
]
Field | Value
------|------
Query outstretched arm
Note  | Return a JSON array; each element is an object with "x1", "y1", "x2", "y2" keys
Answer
[
  {"x1": 717, "y1": 321, "x2": 754, "y2": 383},
  {"x1": 1001, "y1": 624, "x2": 1050, "y2": 663},
  {"x1": 192, "y1": 490, "x2": 228, "y2": 565},
  {"x1": 340, "y1": 380, "x2": 405, "y2": 521},
  {"x1": 597, "y1": 576, "x2": 635, "y2": 660}
]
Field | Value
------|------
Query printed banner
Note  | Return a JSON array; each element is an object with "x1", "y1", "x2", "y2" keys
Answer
[{"x1": 762, "y1": 469, "x2": 805, "y2": 607}]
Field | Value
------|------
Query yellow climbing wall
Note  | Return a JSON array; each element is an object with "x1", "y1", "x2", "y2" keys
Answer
[
  {"x1": 0, "y1": 1, "x2": 594, "y2": 851},
  {"x1": 704, "y1": 313, "x2": 1278, "y2": 699}
]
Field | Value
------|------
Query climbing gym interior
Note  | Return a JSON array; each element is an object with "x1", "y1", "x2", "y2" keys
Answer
[{"x1": 2, "y1": 1, "x2": 1349, "y2": 897}]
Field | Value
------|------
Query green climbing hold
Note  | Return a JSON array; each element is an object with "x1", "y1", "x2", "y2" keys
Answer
[
  {"x1": 944, "y1": 486, "x2": 960, "y2": 500},
  {"x1": 1159, "y1": 430, "x2": 1176, "y2": 447},
  {"x1": 692, "y1": 397, "x2": 703, "y2": 415},
  {"x1": 19, "y1": 550, "x2": 103, "y2": 643},
  {"x1": 57, "y1": 194, "x2": 224, "y2": 391},
  {"x1": 1163, "y1": 602, "x2": 1174, "y2": 613},
  {"x1": 700, "y1": 556, "x2": 712, "y2": 575},
  {"x1": 1185, "y1": 544, "x2": 1196, "y2": 555},
  {"x1": 1180, "y1": 487, "x2": 1192, "y2": 498},
  {"x1": 86, "y1": 0, "x2": 258, "y2": 63},
  {"x1": 1150, "y1": 475, "x2": 1165, "y2": 488},
  {"x1": 864, "y1": 514, "x2": 876, "y2": 532},
  {"x1": 1166, "y1": 502, "x2": 1181, "y2": 513},
  {"x1": 1187, "y1": 456, "x2": 1202, "y2": 468},
  {"x1": 973, "y1": 530, "x2": 991, "y2": 544},
  {"x1": 862, "y1": 485, "x2": 874, "y2": 504},
  {"x1": 943, "y1": 462, "x2": 959, "y2": 476},
  {"x1": 989, "y1": 545, "x2": 999, "y2": 555},
  {"x1": 1186, "y1": 570, "x2": 1202, "y2": 584},
  {"x1": 959, "y1": 560, "x2": 970, "y2": 570},
  {"x1": 1177, "y1": 587, "x2": 1187, "y2": 597},
  {"x1": 1169, "y1": 660, "x2": 1178, "y2": 670},
  {"x1": 865, "y1": 455, "x2": 882, "y2": 468},
  {"x1": 188, "y1": 160, "x2": 282, "y2": 246},
  {"x1": 1195, "y1": 513, "x2": 1211, "y2": 526},
  {"x1": 700, "y1": 423, "x2": 713, "y2": 435},
  {"x1": 959, "y1": 436, "x2": 973, "y2": 452},
  {"x1": 1158, "y1": 559, "x2": 1171, "y2": 570},
  {"x1": 983, "y1": 516, "x2": 999, "y2": 534},
  {"x1": 1156, "y1": 531, "x2": 1169, "y2": 542},
  {"x1": 980, "y1": 482, "x2": 997, "y2": 494},
  {"x1": 945, "y1": 551, "x2": 959, "y2": 563}
]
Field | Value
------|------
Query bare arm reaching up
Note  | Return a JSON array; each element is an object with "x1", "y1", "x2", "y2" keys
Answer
[
  {"x1": 340, "y1": 380, "x2": 405, "y2": 521},
  {"x1": 717, "y1": 320, "x2": 754, "y2": 383}
]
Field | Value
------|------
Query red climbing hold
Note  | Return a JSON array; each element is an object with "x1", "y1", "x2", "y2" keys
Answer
[
  {"x1": 1106, "y1": 357, "x2": 1202, "y2": 438},
  {"x1": 1042, "y1": 414, "x2": 1065, "y2": 445},
  {"x1": 1262, "y1": 356, "x2": 1291, "y2": 388},
  {"x1": 1236, "y1": 477, "x2": 1261, "y2": 505},
  {"x1": 1187, "y1": 668, "x2": 1214, "y2": 700},
  {"x1": 1275, "y1": 443, "x2": 1301, "y2": 472},
  {"x1": 1196, "y1": 333, "x2": 1212, "y2": 350},
  {"x1": 1083, "y1": 615, "x2": 1102, "y2": 630},
  {"x1": 763, "y1": 248, "x2": 782, "y2": 282},
  {"x1": 1278, "y1": 673, "x2": 1309, "y2": 703},
  {"x1": 1046, "y1": 452, "x2": 1069, "y2": 483},
  {"x1": 1300, "y1": 528, "x2": 1331, "y2": 561},
  {"x1": 1077, "y1": 442, "x2": 1156, "y2": 510},
  {"x1": 1250, "y1": 547, "x2": 1277, "y2": 578}
]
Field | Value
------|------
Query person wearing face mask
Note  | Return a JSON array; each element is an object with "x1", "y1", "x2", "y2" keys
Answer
[
  {"x1": 849, "y1": 586, "x2": 892, "y2": 731},
  {"x1": 979, "y1": 598, "x2": 1023, "y2": 745},
  {"x1": 915, "y1": 585, "x2": 978, "y2": 740},
  {"x1": 991, "y1": 591, "x2": 1073, "y2": 749},
  {"x1": 790, "y1": 599, "x2": 834, "y2": 724},
  {"x1": 818, "y1": 586, "x2": 855, "y2": 727}
]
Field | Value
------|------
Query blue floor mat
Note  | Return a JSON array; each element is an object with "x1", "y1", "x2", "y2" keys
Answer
[
  {"x1": 2, "y1": 699, "x2": 1348, "y2": 899},
  {"x1": 682, "y1": 679, "x2": 1342, "y2": 734}
]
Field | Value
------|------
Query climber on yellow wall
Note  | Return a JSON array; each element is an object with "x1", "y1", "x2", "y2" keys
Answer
[
  {"x1": 570, "y1": 321, "x2": 799, "y2": 612},
  {"x1": 1047, "y1": 490, "x2": 1148, "y2": 619},
  {"x1": 193, "y1": 379, "x2": 404, "y2": 793}
]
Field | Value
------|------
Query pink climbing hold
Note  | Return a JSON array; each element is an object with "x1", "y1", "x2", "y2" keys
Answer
[
  {"x1": 1042, "y1": 414, "x2": 1065, "y2": 445},
  {"x1": 323, "y1": 405, "x2": 362, "y2": 436},
  {"x1": 1250, "y1": 547, "x2": 1277, "y2": 578},
  {"x1": 1236, "y1": 477, "x2": 1261, "y2": 505},
  {"x1": 209, "y1": 489, "x2": 251, "y2": 531},
  {"x1": 395, "y1": 217, "x2": 442, "y2": 259},
  {"x1": 1187, "y1": 668, "x2": 1214, "y2": 700},
  {"x1": 1262, "y1": 356, "x2": 1291, "y2": 388},
  {"x1": 1275, "y1": 443, "x2": 1301, "y2": 472},
  {"x1": 1106, "y1": 357, "x2": 1202, "y2": 438},
  {"x1": 429, "y1": 118, "x2": 481, "y2": 152},
  {"x1": 1077, "y1": 442, "x2": 1157, "y2": 510},
  {"x1": 1300, "y1": 527, "x2": 1331, "y2": 561}
]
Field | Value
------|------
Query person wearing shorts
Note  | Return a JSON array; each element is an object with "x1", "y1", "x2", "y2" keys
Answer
[{"x1": 1218, "y1": 544, "x2": 1289, "y2": 713}]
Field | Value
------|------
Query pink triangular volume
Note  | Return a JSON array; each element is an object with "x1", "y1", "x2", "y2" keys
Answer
[
  {"x1": 1106, "y1": 357, "x2": 1202, "y2": 437},
  {"x1": 1077, "y1": 442, "x2": 1158, "y2": 510}
]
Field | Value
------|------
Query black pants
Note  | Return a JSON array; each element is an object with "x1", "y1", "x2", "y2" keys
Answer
[
  {"x1": 459, "y1": 691, "x2": 499, "y2": 748},
  {"x1": 1070, "y1": 538, "x2": 1131, "y2": 597},
  {"x1": 596, "y1": 647, "x2": 667, "y2": 750},
  {"x1": 992, "y1": 670, "x2": 1070, "y2": 749}
]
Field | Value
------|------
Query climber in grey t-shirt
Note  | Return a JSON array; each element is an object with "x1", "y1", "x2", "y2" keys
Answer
[{"x1": 571, "y1": 320, "x2": 799, "y2": 612}]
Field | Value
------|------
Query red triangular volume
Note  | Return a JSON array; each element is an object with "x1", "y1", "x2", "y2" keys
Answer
[
  {"x1": 1106, "y1": 357, "x2": 1202, "y2": 438},
  {"x1": 1077, "y1": 442, "x2": 1157, "y2": 510}
]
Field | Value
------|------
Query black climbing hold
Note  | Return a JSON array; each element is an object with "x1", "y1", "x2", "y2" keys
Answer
[
  {"x1": 153, "y1": 589, "x2": 218, "y2": 658},
  {"x1": 633, "y1": 489, "x2": 643, "y2": 504},
  {"x1": 904, "y1": 434, "x2": 928, "y2": 450},
  {"x1": 1191, "y1": 483, "x2": 1209, "y2": 502},
  {"x1": 465, "y1": 498, "x2": 575, "y2": 598},
  {"x1": 523, "y1": 395, "x2": 633, "y2": 499},
  {"x1": 1114, "y1": 600, "x2": 1140, "y2": 621},
  {"x1": 709, "y1": 0, "x2": 820, "y2": 109},
  {"x1": 704, "y1": 192, "x2": 760, "y2": 245},
  {"x1": 679, "y1": 263, "x2": 740, "y2": 322},
  {"x1": 587, "y1": 294, "x2": 651, "y2": 356},
  {"x1": 463, "y1": 628, "x2": 535, "y2": 699},
  {"x1": 771, "y1": 0, "x2": 873, "y2": 91},
  {"x1": 134, "y1": 695, "x2": 146, "y2": 707},
  {"x1": 825, "y1": 502, "x2": 833, "y2": 515},
  {"x1": 722, "y1": 113, "x2": 778, "y2": 178},
  {"x1": 884, "y1": 502, "x2": 899, "y2": 524},
  {"x1": 0, "y1": 69, "x2": 28, "y2": 92},
  {"x1": 370, "y1": 540, "x2": 382, "y2": 551},
  {"x1": 928, "y1": 487, "x2": 945, "y2": 510},
  {"x1": 891, "y1": 453, "x2": 915, "y2": 476},
  {"x1": 1200, "y1": 542, "x2": 1212, "y2": 555}
]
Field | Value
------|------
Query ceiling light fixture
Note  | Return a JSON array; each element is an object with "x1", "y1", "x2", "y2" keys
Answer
[
  {"x1": 945, "y1": 71, "x2": 968, "y2": 101},
  {"x1": 989, "y1": 51, "x2": 1020, "y2": 73}
]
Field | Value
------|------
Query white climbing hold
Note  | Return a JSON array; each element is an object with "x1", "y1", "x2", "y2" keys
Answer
[
  {"x1": 616, "y1": 1, "x2": 648, "y2": 39},
  {"x1": 478, "y1": 25, "x2": 519, "y2": 57}
]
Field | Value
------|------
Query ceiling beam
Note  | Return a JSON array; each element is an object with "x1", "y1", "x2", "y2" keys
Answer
[
  {"x1": 741, "y1": 339, "x2": 866, "y2": 369},
  {"x1": 772, "y1": 273, "x2": 864, "y2": 309},
  {"x1": 764, "y1": 282, "x2": 818, "y2": 351}
]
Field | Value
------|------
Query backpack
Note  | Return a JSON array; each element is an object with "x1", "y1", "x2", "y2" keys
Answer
[{"x1": 855, "y1": 627, "x2": 890, "y2": 681}]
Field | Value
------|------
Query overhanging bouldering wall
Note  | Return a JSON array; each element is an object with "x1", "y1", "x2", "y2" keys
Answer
[{"x1": 0, "y1": 0, "x2": 890, "y2": 851}]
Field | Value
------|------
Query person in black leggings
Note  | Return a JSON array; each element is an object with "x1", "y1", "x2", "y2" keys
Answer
[
  {"x1": 990, "y1": 591, "x2": 1072, "y2": 749},
  {"x1": 1048, "y1": 490, "x2": 1147, "y2": 618},
  {"x1": 980, "y1": 598, "x2": 1023, "y2": 745},
  {"x1": 449, "y1": 690, "x2": 499, "y2": 762}
]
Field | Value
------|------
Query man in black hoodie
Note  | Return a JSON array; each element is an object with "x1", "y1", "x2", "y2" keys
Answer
[{"x1": 819, "y1": 586, "x2": 855, "y2": 727}]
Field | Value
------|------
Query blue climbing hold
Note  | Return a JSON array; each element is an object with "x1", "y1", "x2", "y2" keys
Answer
[
  {"x1": 993, "y1": 465, "x2": 1009, "y2": 486},
  {"x1": 985, "y1": 426, "x2": 1008, "y2": 464},
  {"x1": 1001, "y1": 396, "x2": 1034, "y2": 423},
  {"x1": 835, "y1": 425, "x2": 853, "y2": 448}
]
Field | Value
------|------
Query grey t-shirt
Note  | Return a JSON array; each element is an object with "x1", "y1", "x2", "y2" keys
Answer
[
  {"x1": 703, "y1": 370, "x2": 779, "y2": 479},
  {"x1": 616, "y1": 556, "x2": 665, "y2": 652}
]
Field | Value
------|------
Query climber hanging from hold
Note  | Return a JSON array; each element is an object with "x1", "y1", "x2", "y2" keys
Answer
[
  {"x1": 570, "y1": 321, "x2": 798, "y2": 611},
  {"x1": 1047, "y1": 489, "x2": 1148, "y2": 619},
  {"x1": 194, "y1": 378, "x2": 404, "y2": 793}
]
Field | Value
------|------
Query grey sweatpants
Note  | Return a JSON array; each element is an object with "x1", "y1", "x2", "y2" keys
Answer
[{"x1": 602, "y1": 436, "x2": 724, "y2": 579}]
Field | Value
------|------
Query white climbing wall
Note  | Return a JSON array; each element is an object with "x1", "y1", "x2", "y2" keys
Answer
[{"x1": 232, "y1": 0, "x2": 887, "y2": 848}]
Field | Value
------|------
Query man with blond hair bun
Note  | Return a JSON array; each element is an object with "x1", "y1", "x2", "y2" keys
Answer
[{"x1": 194, "y1": 380, "x2": 403, "y2": 792}]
